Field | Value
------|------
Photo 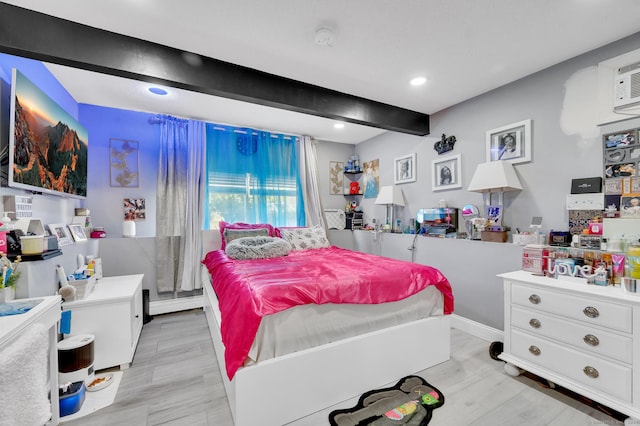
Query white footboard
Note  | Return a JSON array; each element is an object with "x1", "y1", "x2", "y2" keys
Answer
[{"x1": 204, "y1": 283, "x2": 450, "y2": 426}]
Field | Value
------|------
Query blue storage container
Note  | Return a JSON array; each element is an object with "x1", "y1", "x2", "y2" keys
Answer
[{"x1": 59, "y1": 381, "x2": 85, "y2": 417}]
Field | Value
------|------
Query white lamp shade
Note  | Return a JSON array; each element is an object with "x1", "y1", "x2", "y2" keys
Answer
[
  {"x1": 467, "y1": 161, "x2": 523, "y2": 193},
  {"x1": 375, "y1": 185, "x2": 405, "y2": 206}
]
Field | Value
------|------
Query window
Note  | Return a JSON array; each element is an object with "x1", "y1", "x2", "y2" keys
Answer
[{"x1": 205, "y1": 124, "x2": 305, "y2": 229}]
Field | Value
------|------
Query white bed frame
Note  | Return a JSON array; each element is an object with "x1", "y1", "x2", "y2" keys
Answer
[{"x1": 203, "y1": 282, "x2": 451, "y2": 426}]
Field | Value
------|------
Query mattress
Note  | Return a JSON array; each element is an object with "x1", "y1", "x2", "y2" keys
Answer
[{"x1": 246, "y1": 285, "x2": 443, "y2": 365}]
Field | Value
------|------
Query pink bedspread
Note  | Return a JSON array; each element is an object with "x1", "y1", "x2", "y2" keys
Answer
[{"x1": 202, "y1": 246, "x2": 454, "y2": 380}]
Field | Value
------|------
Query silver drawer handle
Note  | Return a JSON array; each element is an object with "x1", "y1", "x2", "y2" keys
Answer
[
  {"x1": 583, "y1": 334, "x2": 600, "y2": 346},
  {"x1": 583, "y1": 366, "x2": 599, "y2": 379},
  {"x1": 583, "y1": 306, "x2": 600, "y2": 318},
  {"x1": 528, "y1": 345, "x2": 541, "y2": 356},
  {"x1": 529, "y1": 318, "x2": 541, "y2": 328},
  {"x1": 528, "y1": 294, "x2": 541, "y2": 304}
]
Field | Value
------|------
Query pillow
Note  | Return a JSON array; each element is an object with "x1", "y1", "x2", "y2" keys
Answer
[
  {"x1": 224, "y1": 228, "x2": 270, "y2": 245},
  {"x1": 279, "y1": 225, "x2": 330, "y2": 251},
  {"x1": 274, "y1": 226, "x2": 305, "y2": 238},
  {"x1": 219, "y1": 221, "x2": 274, "y2": 249},
  {"x1": 225, "y1": 236, "x2": 292, "y2": 260}
]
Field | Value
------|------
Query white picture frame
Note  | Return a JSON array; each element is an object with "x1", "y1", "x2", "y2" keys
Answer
[
  {"x1": 431, "y1": 154, "x2": 462, "y2": 191},
  {"x1": 486, "y1": 119, "x2": 532, "y2": 164},
  {"x1": 394, "y1": 153, "x2": 417, "y2": 184},
  {"x1": 68, "y1": 223, "x2": 88, "y2": 242},
  {"x1": 48, "y1": 223, "x2": 74, "y2": 247}
]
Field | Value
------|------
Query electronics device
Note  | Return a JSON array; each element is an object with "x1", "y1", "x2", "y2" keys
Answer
[{"x1": 613, "y1": 61, "x2": 640, "y2": 110}]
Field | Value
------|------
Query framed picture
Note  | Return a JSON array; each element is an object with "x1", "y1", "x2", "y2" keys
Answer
[
  {"x1": 110, "y1": 138, "x2": 139, "y2": 187},
  {"x1": 48, "y1": 223, "x2": 74, "y2": 247},
  {"x1": 621, "y1": 196, "x2": 640, "y2": 218},
  {"x1": 124, "y1": 198, "x2": 146, "y2": 220},
  {"x1": 329, "y1": 161, "x2": 344, "y2": 195},
  {"x1": 486, "y1": 205, "x2": 503, "y2": 227},
  {"x1": 68, "y1": 223, "x2": 88, "y2": 242},
  {"x1": 394, "y1": 153, "x2": 417, "y2": 184},
  {"x1": 431, "y1": 154, "x2": 462, "y2": 191},
  {"x1": 603, "y1": 130, "x2": 637, "y2": 149},
  {"x1": 486, "y1": 119, "x2": 532, "y2": 164}
]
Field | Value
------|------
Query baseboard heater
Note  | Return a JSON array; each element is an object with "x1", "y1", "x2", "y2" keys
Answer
[{"x1": 149, "y1": 295, "x2": 204, "y2": 316}]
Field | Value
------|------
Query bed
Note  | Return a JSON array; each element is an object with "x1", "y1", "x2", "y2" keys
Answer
[{"x1": 201, "y1": 226, "x2": 454, "y2": 426}]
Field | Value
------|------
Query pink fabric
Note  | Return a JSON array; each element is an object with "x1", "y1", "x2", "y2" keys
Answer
[
  {"x1": 219, "y1": 222, "x2": 275, "y2": 249},
  {"x1": 202, "y1": 246, "x2": 454, "y2": 380}
]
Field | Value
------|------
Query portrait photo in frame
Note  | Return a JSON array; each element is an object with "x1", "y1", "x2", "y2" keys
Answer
[
  {"x1": 394, "y1": 153, "x2": 417, "y2": 184},
  {"x1": 431, "y1": 154, "x2": 462, "y2": 191},
  {"x1": 486, "y1": 119, "x2": 532, "y2": 164},
  {"x1": 68, "y1": 223, "x2": 88, "y2": 242},
  {"x1": 48, "y1": 223, "x2": 74, "y2": 246}
]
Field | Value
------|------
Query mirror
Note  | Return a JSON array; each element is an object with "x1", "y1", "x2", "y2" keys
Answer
[{"x1": 461, "y1": 204, "x2": 480, "y2": 239}]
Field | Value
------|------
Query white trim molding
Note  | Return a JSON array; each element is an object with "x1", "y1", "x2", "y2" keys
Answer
[
  {"x1": 150, "y1": 295, "x2": 204, "y2": 316},
  {"x1": 450, "y1": 313, "x2": 503, "y2": 343}
]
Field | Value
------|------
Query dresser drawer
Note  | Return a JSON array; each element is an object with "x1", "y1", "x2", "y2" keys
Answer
[
  {"x1": 511, "y1": 306, "x2": 632, "y2": 364},
  {"x1": 511, "y1": 284, "x2": 632, "y2": 333},
  {"x1": 511, "y1": 329, "x2": 631, "y2": 402}
]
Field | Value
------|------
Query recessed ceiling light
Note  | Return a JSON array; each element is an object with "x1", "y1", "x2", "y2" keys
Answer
[
  {"x1": 148, "y1": 87, "x2": 168, "y2": 95},
  {"x1": 409, "y1": 77, "x2": 427, "y2": 86},
  {"x1": 334, "y1": 122, "x2": 345, "y2": 129}
]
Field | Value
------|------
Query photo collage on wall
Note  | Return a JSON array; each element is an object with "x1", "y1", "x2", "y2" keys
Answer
[{"x1": 603, "y1": 128, "x2": 640, "y2": 218}]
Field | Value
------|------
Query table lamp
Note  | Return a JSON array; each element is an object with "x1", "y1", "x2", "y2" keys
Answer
[
  {"x1": 467, "y1": 161, "x2": 522, "y2": 228},
  {"x1": 375, "y1": 185, "x2": 405, "y2": 231}
]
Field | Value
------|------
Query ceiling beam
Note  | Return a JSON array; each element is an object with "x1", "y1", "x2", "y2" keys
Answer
[{"x1": 0, "y1": 3, "x2": 429, "y2": 136}]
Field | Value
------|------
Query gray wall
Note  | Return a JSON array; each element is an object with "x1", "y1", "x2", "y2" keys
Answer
[{"x1": 319, "y1": 32, "x2": 640, "y2": 330}]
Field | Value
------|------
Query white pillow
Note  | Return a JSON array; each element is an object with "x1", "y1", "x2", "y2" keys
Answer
[{"x1": 279, "y1": 225, "x2": 330, "y2": 250}]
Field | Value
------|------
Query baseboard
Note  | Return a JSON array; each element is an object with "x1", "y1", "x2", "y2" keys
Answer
[
  {"x1": 450, "y1": 314, "x2": 503, "y2": 343},
  {"x1": 149, "y1": 295, "x2": 204, "y2": 315}
]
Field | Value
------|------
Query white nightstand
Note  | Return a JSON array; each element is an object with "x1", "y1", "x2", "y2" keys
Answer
[{"x1": 62, "y1": 274, "x2": 144, "y2": 371}]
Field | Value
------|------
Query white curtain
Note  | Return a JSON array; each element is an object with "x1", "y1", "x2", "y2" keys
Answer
[
  {"x1": 156, "y1": 116, "x2": 205, "y2": 293},
  {"x1": 298, "y1": 135, "x2": 326, "y2": 228}
]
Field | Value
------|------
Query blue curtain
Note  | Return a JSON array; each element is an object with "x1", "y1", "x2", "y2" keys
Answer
[{"x1": 205, "y1": 124, "x2": 305, "y2": 227}]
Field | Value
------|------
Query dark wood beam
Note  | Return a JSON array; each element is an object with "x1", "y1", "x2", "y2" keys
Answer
[{"x1": 0, "y1": 3, "x2": 429, "y2": 136}]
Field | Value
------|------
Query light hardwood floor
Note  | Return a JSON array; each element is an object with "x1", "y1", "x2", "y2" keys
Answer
[{"x1": 62, "y1": 309, "x2": 626, "y2": 425}]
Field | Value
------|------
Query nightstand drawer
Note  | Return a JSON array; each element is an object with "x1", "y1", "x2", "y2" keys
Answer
[
  {"x1": 511, "y1": 284, "x2": 632, "y2": 333},
  {"x1": 511, "y1": 306, "x2": 632, "y2": 364},
  {"x1": 511, "y1": 329, "x2": 631, "y2": 402}
]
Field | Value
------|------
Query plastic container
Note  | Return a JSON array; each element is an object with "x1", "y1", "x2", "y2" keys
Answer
[
  {"x1": 59, "y1": 381, "x2": 86, "y2": 417},
  {"x1": 67, "y1": 275, "x2": 96, "y2": 299},
  {"x1": 627, "y1": 241, "x2": 640, "y2": 279},
  {"x1": 20, "y1": 235, "x2": 44, "y2": 255}
]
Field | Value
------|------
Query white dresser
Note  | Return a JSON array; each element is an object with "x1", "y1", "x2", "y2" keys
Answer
[
  {"x1": 499, "y1": 270, "x2": 640, "y2": 420},
  {"x1": 62, "y1": 274, "x2": 144, "y2": 371}
]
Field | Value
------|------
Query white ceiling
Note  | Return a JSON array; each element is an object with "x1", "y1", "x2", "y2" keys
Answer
[{"x1": 3, "y1": 0, "x2": 640, "y2": 144}]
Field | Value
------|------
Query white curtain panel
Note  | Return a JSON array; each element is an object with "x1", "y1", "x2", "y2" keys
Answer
[
  {"x1": 299, "y1": 135, "x2": 326, "y2": 229},
  {"x1": 156, "y1": 117, "x2": 205, "y2": 293},
  {"x1": 180, "y1": 120, "x2": 205, "y2": 291}
]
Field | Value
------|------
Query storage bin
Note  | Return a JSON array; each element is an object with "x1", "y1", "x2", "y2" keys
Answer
[
  {"x1": 68, "y1": 275, "x2": 96, "y2": 299},
  {"x1": 59, "y1": 381, "x2": 86, "y2": 417}
]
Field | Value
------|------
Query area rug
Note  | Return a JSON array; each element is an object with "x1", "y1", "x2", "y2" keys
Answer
[{"x1": 329, "y1": 375, "x2": 444, "y2": 425}]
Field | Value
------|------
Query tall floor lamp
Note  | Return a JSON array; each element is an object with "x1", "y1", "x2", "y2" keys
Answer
[{"x1": 375, "y1": 185, "x2": 405, "y2": 231}]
